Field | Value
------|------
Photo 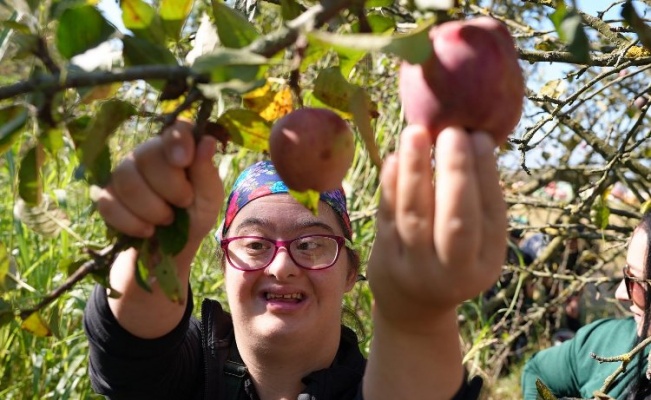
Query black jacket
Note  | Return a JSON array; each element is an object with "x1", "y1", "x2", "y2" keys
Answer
[{"x1": 84, "y1": 285, "x2": 365, "y2": 399}]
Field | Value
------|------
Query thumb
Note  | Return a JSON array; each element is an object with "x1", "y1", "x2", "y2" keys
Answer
[
  {"x1": 162, "y1": 119, "x2": 197, "y2": 167},
  {"x1": 188, "y1": 135, "x2": 223, "y2": 217}
]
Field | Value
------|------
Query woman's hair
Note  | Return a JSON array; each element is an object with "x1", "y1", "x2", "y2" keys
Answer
[{"x1": 625, "y1": 212, "x2": 651, "y2": 400}]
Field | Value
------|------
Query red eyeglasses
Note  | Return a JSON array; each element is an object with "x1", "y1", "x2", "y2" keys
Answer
[
  {"x1": 623, "y1": 265, "x2": 651, "y2": 308},
  {"x1": 220, "y1": 234, "x2": 346, "y2": 271}
]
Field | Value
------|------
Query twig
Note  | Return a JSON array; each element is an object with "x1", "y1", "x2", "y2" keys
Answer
[
  {"x1": 592, "y1": 335, "x2": 651, "y2": 394},
  {"x1": 16, "y1": 237, "x2": 135, "y2": 320}
]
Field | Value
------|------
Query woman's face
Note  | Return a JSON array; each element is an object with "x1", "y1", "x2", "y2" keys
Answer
[
  {"x1": 223, "y1": 194, "x2": 356, "y2": 344},
  {"x1": 615, "y1": 227, "x2": 649, "y2": 335}
]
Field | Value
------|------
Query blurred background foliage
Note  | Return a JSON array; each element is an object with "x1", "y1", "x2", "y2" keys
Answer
[{"x1": 0, "y1": 0, "x2": 650, "y2": 398}]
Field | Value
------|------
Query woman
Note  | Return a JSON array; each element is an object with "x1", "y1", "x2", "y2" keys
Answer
[
  {"x1": 84, "y1": 119, "x2": 506, "y2": 399},
  {"x1": 521, "y1": 213, "x2": 651, "y2": 399}
]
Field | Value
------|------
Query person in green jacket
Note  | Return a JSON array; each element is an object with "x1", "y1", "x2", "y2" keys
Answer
[{"x1": 521, "y1": 212, "x2": 651, "y2": 400}]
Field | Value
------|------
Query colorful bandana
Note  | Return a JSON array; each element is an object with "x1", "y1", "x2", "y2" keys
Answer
[{"x1": 217, "y1": 160, "x2": 352, "y2": 240}]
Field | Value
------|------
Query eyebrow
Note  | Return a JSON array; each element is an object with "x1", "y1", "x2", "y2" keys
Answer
[{"x1": 232, "y1": 217, "x2": 336, "y2": 235}]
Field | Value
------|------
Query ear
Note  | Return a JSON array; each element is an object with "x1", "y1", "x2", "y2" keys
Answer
[{"x1": 344, "y1": 269, "x2": 357, "y2": 292}]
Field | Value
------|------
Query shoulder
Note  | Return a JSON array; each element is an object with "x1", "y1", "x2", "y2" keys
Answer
[
  {"x1": 563, "y1": 317, "x2": 637, "y2": 357},
  {"x1": 575, "y1": 317, "x2": 636, "y2": 341}
]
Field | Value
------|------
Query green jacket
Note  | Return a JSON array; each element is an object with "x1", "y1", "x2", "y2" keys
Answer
[{"x1": 521, "y1": 317, "x2": 646, "y2": 400}]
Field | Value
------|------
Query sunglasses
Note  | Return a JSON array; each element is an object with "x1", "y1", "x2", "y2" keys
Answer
[{"x1": 623, "y1": 265, "x2": 651, "y2": 308}]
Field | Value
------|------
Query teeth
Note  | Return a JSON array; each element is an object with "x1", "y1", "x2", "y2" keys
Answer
[{"x1": 266, "y1": 293, "x2": 303, "y2": 300}]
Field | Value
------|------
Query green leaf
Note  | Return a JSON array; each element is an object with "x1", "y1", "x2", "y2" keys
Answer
[
  {"x1": 622, "y1": 0, "x2": 651, "y2": 52},
  {"x1": 217, "y1": 108, "x2": 270, "y2": 152},
  {"x1": 121, "y1": 0, "x2": 166, "y2": 44},
  {"x1": 191, "y1": 47, "x2": 269, "y2": 84},
  {"x1": 0, "y1": 299, "x2": 13, "y2": 329},
  {"x1": 591, "y1": 196, "x2": 610, "y2": 230},
  {"x1": 56, "y1": 5, "x2": 115, "y2": 59},
  {"x1": 0, "y1": 105, "x2": 28, "y2": 155},
  {"x1": 0, "y1": 242, "x2": 9, "y2": 291},
  {"x1": 160, "y1": 0, "x2": 193, "y2": 41},
  {"x1": 312, "y1": 67, "x2": 378, "y2": 118},
  {"x1": 156, "y1": 206, "x2": 190, "y2": 256},
  {"x1": 39, "y1": 128, "x2": 64, "y2": 155},
  {"x1": 122, "y1": 35, "x2": 178, "y2": 66},
  {"x1": 18, "y1": 145, "x2": 43, "y2": 206},
  {"x1": 365, "y1": 0, "x2": 394, "y2": 7},
  {"x1": 280, "y1": 0, "x2": 302, "y2": 21},
  {"x1": 299, "y1": 40, "x2": 329, "y2": 73},
  {"x1": 337, "y1": 47, "x2": 367, "y2": 79},
  {"x1": 560, "y1": 12, "x2": 590, "y2": 64},
  {"x1": 79, "y1": 99, "x2": 135, "y2": 170},
  {"x1": 353, "y1": 14, "x2": 396, "y2": 34},
  {"x1": 549, "y1": 1, "x2": 567, "y2": 30},
  {"x1": 288, "y1": 189, "x2": 320, "y2": 216},
  {"x1": 550, "y1": 4, "x2": 590, "y2": 64},
  {"x1": 154, "y1": 253, "x2": 184, "y2": 304},
  {"x1": 135, "y1": 240, "x2": 153, "y2": 293},
  {"x1": 122, "y1": 35, "x2": 178, "y2": 90},
  {"x1": 350, "y1": 88, "x2": 382, "y2": 169},
  {"x1": 308, "y1": 19, "x2": 434, "y2": 65},
  {"x1": 211, "y1": 0, "x2": 259, "y2": 49}
]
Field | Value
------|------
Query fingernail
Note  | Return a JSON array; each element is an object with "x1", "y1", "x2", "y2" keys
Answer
[
  {"x1": 401, "y1": 125, "x2": 431, "y2": 149},
  {"x1": 471, "y1": 132, "x2": 495, "y2": 156}
]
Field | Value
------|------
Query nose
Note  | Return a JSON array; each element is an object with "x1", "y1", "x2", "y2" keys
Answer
[
  {"x1": 615, "y1": 279, "x2": 630, "y2": 302},
  {"x1": 265, "y1": 246, "x2": 300, "y2": 280}
]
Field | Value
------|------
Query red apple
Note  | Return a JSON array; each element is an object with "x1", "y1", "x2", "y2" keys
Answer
[
  {"x1": 269, "y1": 108, "x2": 355, "y2": 192},
  {"x1": 399, "y1": 17, "x2": 524, "y2": 145}
]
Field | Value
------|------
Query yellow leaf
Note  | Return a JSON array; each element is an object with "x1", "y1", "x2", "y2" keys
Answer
[
  {"x1": 243, "y1": 83, "x2": 293, "y2": 122},
  {"x1": 640, "y1": 199, "x2": 651, "y2": 215},
  {"x1": 288, "y1": 189, "x2": 320, "y2": 216},
  {"x1": 626, "y1": 46, "x2": 651, "y2": 58},
  {"x1": 160, "y1": 95, "x2": 197, "y2": 121},
  {"x1": 540, "y1": 79, "x2": 566, "y2": 99},
  {"x1": 21, "y1": 312, "x2": 52, "y2": 337}
]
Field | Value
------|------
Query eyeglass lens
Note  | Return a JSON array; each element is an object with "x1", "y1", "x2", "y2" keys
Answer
[
  {"x1": 225, "y1": 235, "x2": 341, "y2": 270},
  {"x1": 623, "y1": 265, "x2": 647, "y2": 307}
]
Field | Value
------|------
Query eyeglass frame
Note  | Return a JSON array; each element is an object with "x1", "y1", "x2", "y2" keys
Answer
[
  {"x1": 622, "y1": 265, "x2": 651, "y2": 306},
  {"x1": 220, "y1": 234, "x2": 347, "y2": 271}
]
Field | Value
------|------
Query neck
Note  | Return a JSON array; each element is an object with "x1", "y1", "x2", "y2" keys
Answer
[{"x1": 234, "y1": 327, "x2": 342, "y2": 400}]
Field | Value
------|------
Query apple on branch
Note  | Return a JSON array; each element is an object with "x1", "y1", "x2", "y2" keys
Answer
[
  {"x1": 399, "y1": 17, "x2": 525, "y2": 145},
  {"x1": 269, "y1": 107, "x2": 355, "y2": 192}
]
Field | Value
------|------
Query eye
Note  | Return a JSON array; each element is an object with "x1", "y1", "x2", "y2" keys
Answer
[
  {"x1": 238, "y1": 237, "x2": 272, "y2": 254},
  {"x1": 294, "y1": 236, "x2": 324, "y2": 252}
]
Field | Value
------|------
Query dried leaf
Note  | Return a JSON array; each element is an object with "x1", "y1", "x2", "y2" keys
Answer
[{"x1": 13, "y1": 196, "x2": 70, "y2": 237}]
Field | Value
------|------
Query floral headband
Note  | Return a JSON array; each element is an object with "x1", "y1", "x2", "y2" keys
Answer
[{"x1": 217, "y1": 160, "x2": 352, "y2": 241}]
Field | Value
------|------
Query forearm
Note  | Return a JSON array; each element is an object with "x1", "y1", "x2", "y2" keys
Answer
[
  {"x1": 363, "y1": 308, "x2": 464, "y2": 400},
  {"x1": 107, "y1": 241, "x2": 198, "y2": 339}
]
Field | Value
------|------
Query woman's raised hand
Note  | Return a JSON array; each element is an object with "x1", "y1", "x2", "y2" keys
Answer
[
  {"x1": 367, "y1": 125, "x2": 506, "y2": 330},
  {"x1": 95, "y1": 120, "x2": 224, "y2": 253}
]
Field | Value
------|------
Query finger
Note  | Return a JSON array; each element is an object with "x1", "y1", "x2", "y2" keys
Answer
[
  {"x1": 111, "y1": 153, "x2": 177, "y2": 225},
  {"x1": 377, "y1": 154, "x2": 399, "y2": 224},
  {"x1": 161, "y1": 119, "x2": 196, "y2": 168},
  {"x1": 95, "y1": 186, "x2": 155, "y2": 238},
  {"x1": 396, "y1": 125, "x2": 435, "y2": 248},
  {"x1": 187, "y1": 135, "x2": 223, "y2": 221},
  {"x1": 471, "y1": 132, "x2": 507, "y2": 274},
  {"x1": 433, "y1": 127, "x2": 481, "y2": 267},
  {"x1": 135, "y1": 138, "x2": 195, "y2": 208}
]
